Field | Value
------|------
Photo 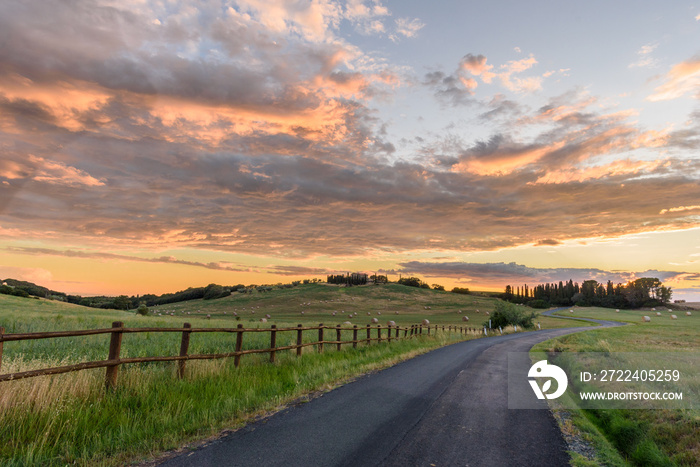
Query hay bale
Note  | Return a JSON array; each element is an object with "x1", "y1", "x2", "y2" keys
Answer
[
  {"x1": 422, "y1": 319, "x2": 430, "y2": 325},
  {"x1": 260, "y1": 318, "x2": 267, "y2": 323},
  {"x1": 462, "y1": 316, "x2": 469, "y2": 322},
  {"x1": 686, "y1": 311, "x2": 692, "y2": 316},
  {"x1": 371, "y1": 318, "x2": 379, "y2": 324},
  {"x1": 387, "y1": 320, "x2": 396, "y2": 327},
  {"x1": 642, "y1": 316, "x2": 651, "y2": 322},
  {"x1": 671, "y1": 315, "x2": 678, "y2": 320}
]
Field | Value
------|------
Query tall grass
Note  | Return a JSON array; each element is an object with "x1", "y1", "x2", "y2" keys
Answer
[{"x1": 1, "y1": 325, "x2": 468, "y2": 465}]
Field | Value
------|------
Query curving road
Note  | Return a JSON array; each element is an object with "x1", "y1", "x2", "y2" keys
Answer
[{"x1": 159, "y1": 315, "x2": 622, "y2": 467}]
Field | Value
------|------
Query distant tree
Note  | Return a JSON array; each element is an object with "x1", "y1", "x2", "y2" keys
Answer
[
  {"x1": 136, "y1": 304, "x2": 150, "y2": 316},
  {"x1": 432, "y1": 284, "x2": 445, "y2": 291},
  {"x1": 452, "y1": 287, "x2": 471, "y2": 295}
]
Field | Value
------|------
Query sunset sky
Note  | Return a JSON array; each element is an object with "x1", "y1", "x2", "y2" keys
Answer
[{"x1": 1, "y1": 1, "x2": 700, "y2": 299}]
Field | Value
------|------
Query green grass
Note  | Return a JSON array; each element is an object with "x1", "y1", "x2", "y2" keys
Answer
[{"x1": 534, "y1": 306, "x2": 700, "y2": 466}]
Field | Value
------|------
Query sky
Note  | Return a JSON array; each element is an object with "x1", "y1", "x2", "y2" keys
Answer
[{"x1": 1, "y1": 1, "x2": 700, "y2": 299}]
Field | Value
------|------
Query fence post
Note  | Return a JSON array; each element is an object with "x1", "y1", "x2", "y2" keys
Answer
[
  {"x1": 336, "y1": 325, "x2": 342, "y2": 351},
  {"x1": 318, "y1": 323, "x2": 324, "y2": 353},
  {"x1": 296, "y1": 324, "x2": 303, "y2": 357},
  {"x1": 353, "y1": 325, "x2": 358, "y2": 349},
  {"x1": 178, "y1": 323, "x2": 191, "y2": 379},
  {"x1": 427, "y1": 324, "x2": 430, "y2": 336},
  {"x1": 419, "y1": 325, "x2": 423, "y2": 335},
  {"x1": 395, "y1": 326, "x2": 399, "y2": 339},
  {"x1": 234, "y1": 324, "x2": 243, "y2": 367},
  {"x1": 366, "y1": 324, "x2": 371, "y2": 344},
  {"x1": 387, "y1": 324, "x2": 392, "y2": 343},
  {"x1": 0, "y1": 326, "x2": 4, "y2": 374},
  {"x1": 105, "y1": 321, "x2": 124, "y2": 390},
  {"x1": 377, "y1": 324, "x2": 382, "y2": 343},
  {"x1": 404, "y1": 326, "x2": 408, "y2": 338},
  {"x1": 270, "y1": 325, "x2": 277, "y2": 363}
]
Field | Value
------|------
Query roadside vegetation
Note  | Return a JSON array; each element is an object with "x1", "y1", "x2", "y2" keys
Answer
[{"x1": 533, "y1": 306, "x2": 700, "y2": 466}]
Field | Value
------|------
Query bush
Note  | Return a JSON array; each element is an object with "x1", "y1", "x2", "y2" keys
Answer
[
  {"x1": 451, "y1": 287, "x2": 470, "y2": 295},
  {"x1": 526, "y1": 299, "x2": 549, "y2": 309},
  {"x1": 136, "y1": 304, "x2": 150, "y2": 316},
  {"x1": 487, "y1": 301, "x2": 537, "y2": 329}
]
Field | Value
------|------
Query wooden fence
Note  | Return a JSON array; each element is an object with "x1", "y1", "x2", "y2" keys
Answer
[{"x1": 0, "y1": 322, "x2": 477, "y2": 389}]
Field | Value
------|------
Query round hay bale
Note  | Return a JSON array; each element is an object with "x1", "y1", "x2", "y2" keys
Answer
[
  {"x1": 642, "y1": 316, "x2": 651, "y2": 322},
  {"x1": 422, "y1": 319, "x2": 430, "y2": 325},
  {"x1": 462, "y1": 316, "x2": 469, "y2": 322},
  {"x1": 343, "y1": 321, "x2": 352, "y2": 325},
  {"x1": 671, "y1": 315, "x2": 678, "y2": 320},
  {"x1": 265, "y1": 314, "x2": 271, "y2": 319},
  {"x1": 371, "y1": 318, "x2": 379, "y2": 324},
  {"x1": 485, "y1": 311, "x2": 490, "y2": 315},
  {"x1": 387, "y1": 320, "x2": 396, "y2": 327},
  {"x1": 260, "y1": 318, "x2": 267, "y2": 323},
  {"x1": 615, "y1": 309, "x2": 620, "y2": 313},
  {"x1": 395, "y1": 311, "x2": 399, "y2": 314},
  {"x1": 686, "y1": 311, "x2": 692, "y2": 316},
  {"x1": 656, "y1": 312, "x2": 661, "y2": 316}
]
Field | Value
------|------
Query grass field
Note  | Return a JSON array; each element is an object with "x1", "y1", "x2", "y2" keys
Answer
[
  {"x1": 533, "y1": 307, "x2": 700, "y2": 466},
  {"x1": 0, "y1": 283, "x2": 574, "y2": 466}
]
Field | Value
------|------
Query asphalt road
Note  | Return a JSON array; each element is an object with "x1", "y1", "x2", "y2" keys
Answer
[{"x1": 159, "y1": 317, "x2": 621, "y2": 467}]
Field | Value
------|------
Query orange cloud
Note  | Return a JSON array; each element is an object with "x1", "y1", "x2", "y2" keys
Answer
[
  {"x1": 452, "y1": 140, "x2": 566, "y2": 175},
  {"x1": 647, "y1": 57, "x2": 700, "y2": 101},
  {"x1": 533, "y1": 159, "x2": 665, "y2": 184},
  {"x1": 660, "y1": 205, "x2": 700, "y2": 215}
]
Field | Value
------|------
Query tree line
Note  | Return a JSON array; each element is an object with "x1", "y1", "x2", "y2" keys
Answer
[{"x1": 502, "y1": 277, "x2": 672, "y2": 309}]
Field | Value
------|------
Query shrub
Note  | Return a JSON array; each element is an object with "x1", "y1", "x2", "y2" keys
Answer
[
  {"x1": 526, "y1": 299, "x2": 549, "y2": 309},
  {"x1": 451, "y1": 287, "x2": 471, "y2": 295},
  {"x1": 487, "y1": 301, "x2": 537, "y2": 329},
  {"x1": 136, "y1": 304, "x2": 150, "y2": 316}
]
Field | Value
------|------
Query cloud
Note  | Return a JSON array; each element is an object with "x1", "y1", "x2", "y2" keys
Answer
[
  {"x1": 628, "y1": 43, "x2": 658, "y2": 69},
  {"x1": 390, "y1": 17, "x2": 425, "y2": 41},
  {"x1": 460, "y1": 54, "x2": 494, "y2": 81},
  {"x1": 659, "y1": 205, "x2": 700, "y2": 215},
  {"x1": 1, "y1": 1, "x2": 700, "y2": 266},
  {"x1": 647, "y1": 56, "x2": 700, "y2": 101},
  {"x1": 456, "y1": 53, "x2": 542, "y2": 94},
  {"x1": 395, "y1": 261, "x2": 689, "y2": 287}
]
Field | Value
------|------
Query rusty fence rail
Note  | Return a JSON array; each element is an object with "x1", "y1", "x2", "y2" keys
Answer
[{"x1": 0, "y1": 322, "x2": 479, "y2": 389}]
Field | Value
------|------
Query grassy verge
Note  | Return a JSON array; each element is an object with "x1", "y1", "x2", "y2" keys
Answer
[
  {"x1": 0, "y1": 330, "x2": 467, "y2": 466},
  {"x1": 533, "y1": 307, "x2": 699, "y2": 466}
]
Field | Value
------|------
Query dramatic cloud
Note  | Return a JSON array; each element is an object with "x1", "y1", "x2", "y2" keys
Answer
[{"x1": 1, "y1": 1, "x2": 699, "y2": 296}]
